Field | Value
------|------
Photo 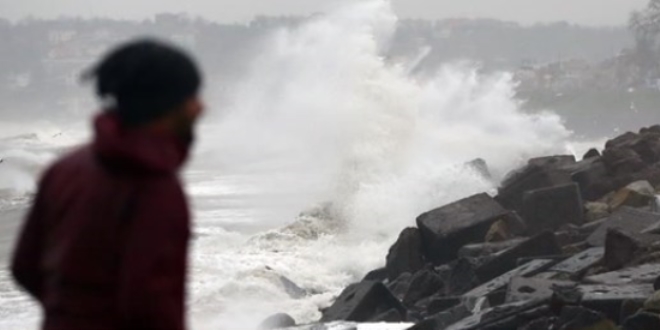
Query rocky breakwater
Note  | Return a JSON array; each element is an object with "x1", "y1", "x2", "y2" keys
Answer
[{"x1": 266, "y1": 125, "x2": 660, "y2": 330}]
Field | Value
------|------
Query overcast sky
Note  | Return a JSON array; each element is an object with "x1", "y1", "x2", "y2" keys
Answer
[{"x1": 0, "y1": 0, "x2": 650, "y2": 26}]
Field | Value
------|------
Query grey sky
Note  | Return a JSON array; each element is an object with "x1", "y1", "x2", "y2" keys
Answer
[{"x1": 0, "y1": 0, "x2": 649, "y2": 26}]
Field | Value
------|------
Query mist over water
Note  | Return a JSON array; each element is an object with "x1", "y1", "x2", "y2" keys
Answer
[{"x1": 0, "y1": 1, "x2": 587, "y2": 330}]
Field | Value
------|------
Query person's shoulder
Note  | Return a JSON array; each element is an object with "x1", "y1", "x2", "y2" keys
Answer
[
  {"x1": 53, "y1": 144, "x2": 92, "y2": 165},
  {"x1": 42, "y1": 146, "x2": 93, "y2": 179}
]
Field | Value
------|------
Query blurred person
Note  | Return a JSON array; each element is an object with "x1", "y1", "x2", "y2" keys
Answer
[{"x1": 10, "y1": 39, "x2": 204, "y2": 330}]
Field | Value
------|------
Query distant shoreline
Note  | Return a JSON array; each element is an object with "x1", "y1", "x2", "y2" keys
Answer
[{"x1": 519, "y1": 89, "x2": 660, "y2": 138}]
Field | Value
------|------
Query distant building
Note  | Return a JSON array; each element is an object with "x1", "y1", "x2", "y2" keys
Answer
[{"x1": 48, "y1": 30, "x2": 77, "y2": 45}]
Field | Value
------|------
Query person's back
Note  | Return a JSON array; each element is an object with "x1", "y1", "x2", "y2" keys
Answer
[{"x1": 10, "y1": 39, "x2": 204, "y2": 330}]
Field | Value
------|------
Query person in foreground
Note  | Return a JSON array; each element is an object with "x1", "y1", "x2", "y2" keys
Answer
[{"x1": 10, "y1": 39, "x2": 204, "y2": 330}]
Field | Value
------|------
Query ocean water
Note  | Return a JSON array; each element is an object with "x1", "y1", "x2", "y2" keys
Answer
[{"x1": 0, "y1": 1, "x2": 598, "y2": 329}]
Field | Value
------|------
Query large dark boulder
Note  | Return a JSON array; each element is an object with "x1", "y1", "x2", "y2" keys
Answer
[
  {"x1": 444, "y1": 258, "x2": 481, "y2": 296},
  {"x1": 622, "y1": 312, "x2": 660, "y2": 330},
  {"x1": 585, "y1": 264, "x2": 660, "y2": 286},
  {"x1": 505, "y1": 277, "x2": 576, "y2": 304},
  {"x1": 587, "y1": 207, "x2": 660, "y2": 247},
  {"x1": 630, "y1": 136, "x2": 660, "y2": 165},
  {"x1": 571, "y1": 160, "x2": 611, "y2": 201},
  {"x1": 603, "y1": 229, "x2": 642, "y2": 271},
  {"x1": 403, "y1": 269, "x2": 444, "y2": 306},
  {"x1": 605, "y1": 131, "x2": 639, "y2": 149},
  {"x1": 320, "y1": 281, "x2": 406, "y2": 323},
  {"x1": 521, "y1": 183, "x2": 584, "y2": 235},
  {"x1": 476, "y1": 231, "x2": 562, "y2": 283},
  {"x1": 416, "y1": 193, "x2": 513, "y2": 264},
  {"x1": 465, "y1": 259, "x2": 554, "y2": 306},
  {"x1": 362, "y1": 267, "x2": 388, "y2": 282},
  {"x1": 388, "y1": 272, "x2": 413, "y2": 300},
  {"x1": 497, "y1": 155, "x2": 576, "y2": 212},
  {"x1": 602, "y1": 147, "x2": 646, "y2": 177},
  {"x1": 583, "y1": 148, "x2": 601, "y2": 160},
  {"x1": 386, "y1": 228, "x2": 425, "y2": 281},
  {"x1": 580, "y1": 284, "x2": 655, "y2": 323},
  {"x1": 550, "y1": 247, "x2": 604, "y2": 279}
]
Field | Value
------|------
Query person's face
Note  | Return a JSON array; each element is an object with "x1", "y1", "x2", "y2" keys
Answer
[{"x1": 173, "y1": 95, "x2": 204, "y2": 144}]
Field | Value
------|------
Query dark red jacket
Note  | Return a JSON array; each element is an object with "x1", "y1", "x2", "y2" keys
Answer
[{"x1": 11, "y1": 113, "x2": 191, "y2": 330}]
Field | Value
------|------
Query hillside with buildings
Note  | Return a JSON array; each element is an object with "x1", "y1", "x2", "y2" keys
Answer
[{"x1": 0, "y1": 14, "x2": 652, "y2": 137}]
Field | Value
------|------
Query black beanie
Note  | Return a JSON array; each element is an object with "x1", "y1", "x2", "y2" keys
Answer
[{"x1": 88, "y1": 39, "x2": 202, "y2": 126}]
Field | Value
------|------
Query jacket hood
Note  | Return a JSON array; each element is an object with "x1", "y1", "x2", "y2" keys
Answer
[{"x1": 92, "y1": 112, "x2": 189, "y2": 174}]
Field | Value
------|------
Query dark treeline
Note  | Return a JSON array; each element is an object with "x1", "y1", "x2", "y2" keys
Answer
[{"x1": 0, "y1": 13, "x2": 636, "y2": 122}]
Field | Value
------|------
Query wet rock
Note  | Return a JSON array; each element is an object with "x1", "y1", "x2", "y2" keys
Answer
[
  {"x1": 484, "y1": 219, "x2": 511, "y2": 243},
  {"x1": 445, "y1": 299, "x2": 546, "y2": 330},
  {"x1": 555, "y1": 225, "x2": 590, "y2": 248},
  {"x1": 550, "y1": 247, "x2": 604, "y2": 279},
  {"x1": 465, "y1": 259, "x2": 554, "y2": 306},
  {"x1": 476, "y1": 305, "x2": 553, "y2": 330},
  {"x1": 425, "y1": 296, "x2": 461, "y2": 315},
  {"x1": 444, "y1": 258, "x2": 481, "y2": 296},
  {"x1": 258, "y1": 313, "x2": 296, "y2": 330},
  {"x1": 571, "y1": 160, "x2": 611, "y2": 201},
  {"x1": 643, "y1": 291, "x2": 660, "y2": 313},
  {"x1": 583, "y1": 148, "x2": 601, "y2": 160},
  {"x1": 362, "y1": 267, "x2": 387, "y2": 282},
  {"x1": 606, "y1": 132, "x2": 639, "y2": 149},
  {"x1": 602, "y1": 230, "x2": 660, "y2": 270},
  {"x1": 580, "y1": 218, "x2": 608, "y2": 235},
  {"x1": 585, "y1": 263, "x2": 660, "y2": 285},
  {"x1": 552, "y1": 282, "x2": 585, "y2": 307},
  {"x1": 529, "y1": 155, "x2": 577, "y2": 168},
  {"x1": 369, "y1": 308, "x2": 405, "y2": 323},
  {"x1": 457, "y1": 238, "x2": 526, "y2": 259},
  {"x1": 403, "y1": 269, "x2": 444, "y2": 306},
  {"x1": 466, "y1": 158, "x2": 491, "y2": 180},
  {"x1": 497, "y1": 158, "x2": 575, "y2": 213},
  {"x1": 644, "y1": 125, "x2": 660, "y2": 134},
  {"x1": 609, "y1": 181, "x2": 656, "y2": 211},
  {"x1": 387, "y1": 272, "x2": 412, "y2": 301},
  {"x1": 585, "y1": 202, "x2": 610, "y2": 223},
  {"x1": 279, "y1": 275, "x2": 308, "y2": 299},
  {"x1": 416, "y1": 193, "x2": 513, "y2": 264},
  {"x1": 521, "y1": 183, "x2": 584, "y2": 234},
  {"x1": 602, "y1": 147, "x2": 647, "y2": 177},
  {"x1": 562, "y1": 241, "x2": 591, "y2": 256},
  {"x1": 620, "y1": 299, "x2": 646, "y2": 325},
  {"x1": 604, "y1": 229, "x2": 643, "y2": 270},
  {"x1": 407, "y1": 304, "x2": 472, "y2": 330},
  {"x1": 320, "y1": 281, "x2": 406, "y2": 323},
  {"x1": 622, "y1": 312, "x2": 660, "y2": 330},
  {"x1": 386, "y1": 227, "x2": 425, "y2": 281},
  {"x1": 642, "y1": 217, "x2": 660, "y2": 234},
  {"x1": 556, "y1": 306, "x2": 616, "y2": 330},
  {"x1": 587, "y1": 207, "x2": 660, "y2": 246},
  {"x1": 505, "y1": 277, "x2": 576, "y2": 303},
  {"x1": 580, "y1": 284, "x2": 655, "y2": 322},
  {"x1": 630, "y1": 135, "x2": 660, "y2": 165},
  {"x1": 476, "y1": 231, "x2": 562, "y2": 282}
]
